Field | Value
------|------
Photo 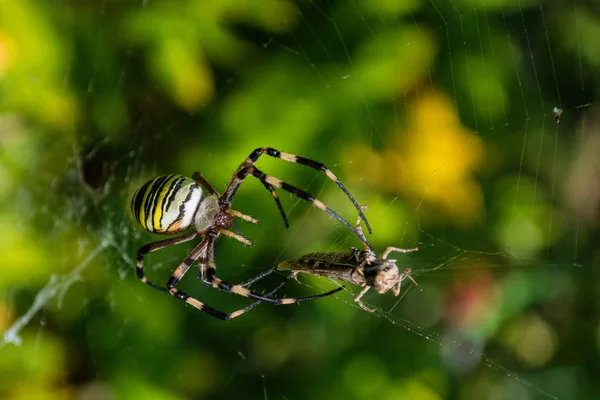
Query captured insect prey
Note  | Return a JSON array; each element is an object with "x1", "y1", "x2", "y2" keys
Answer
[
  {"x1": 278, "y1": 248, "x2": 418, "y2": 312},
  {"x1": 130, "y1": 147, "x2": 368, "y2": 320},
  {"x1": 276, "y1": 207, "x2": 419, "y2": 312}
]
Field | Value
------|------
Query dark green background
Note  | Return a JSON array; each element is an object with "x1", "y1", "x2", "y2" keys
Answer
[{"x1": 0, "y1": 1, "x2": 597, "y2": 399}]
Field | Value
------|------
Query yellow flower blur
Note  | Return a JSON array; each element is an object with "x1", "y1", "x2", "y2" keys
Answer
[{"x1": 347, "y1": 91, "x2": 485, "y2": 227}]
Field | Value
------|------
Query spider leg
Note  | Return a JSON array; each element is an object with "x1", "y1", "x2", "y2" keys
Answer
[
  {"x1": 169, "y1": 281, "x2": 262, "y2": 320},
  {"x1": 221, "y1": 147, "x2": 371, "y2": 233},
  {"x1": 135, "y1": 231, "x2": 200, "y2": 292},
  {"x1": 225, "y1": 276, "x2": 296, "y2": 318},
  {"x1": 194, "y1": 172, "x2": 261, "y2": 227},
  {"x1": 163, "y1": 238, "x2": 261, "y2": 320},
  {"x1": 199, "y1": 234, "x2": 344, "y2": 304},
  {"x1": 381, "y1": 246, "x2": 419, "y2": 259},
  {"x1": 240, "y1": 270, "x2": 306, "y2": 292},
  {"x1": 240, "y1": 269, "x2": 301, "y2": 291},
  {"x1": 260, "y1": 180, "x2": 289, "y2": 228},
  {"x1": 226, "y1": 165, "x2": 368, "y2": 244},
  {"x1": 353, "y1": 205, "x2": 374, "y2": 252},
  {"x1": 227, "y1": 209, "x2": 260, "y2": 225},
  {"x1": 255, "y1": 147, "x2": 372, "y2": 233},
  {"x1": 219, "y1": 228, "x2": 254, "y2": 246},
  {"x1": 192, "y1": 171, "x2": 218, "y2": 195},
  {"x1": 240, "y1": 268, "x2": 276, "y2": 288},
  {"x1": 194, "y1": 170, "x2": 265, "y2": 228},
  {"x1": 137, "y1": 234, "x2": 253, "y2": 320}
]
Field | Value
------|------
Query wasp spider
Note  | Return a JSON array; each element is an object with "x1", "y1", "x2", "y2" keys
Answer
[{"x1": 131, "y1": 147, "x2": 371, "y2": 320}]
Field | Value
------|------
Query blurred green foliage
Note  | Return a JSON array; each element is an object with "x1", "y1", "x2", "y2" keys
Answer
[{"x1": 0, "y1": 0, "x2": 598, "y2": 399}]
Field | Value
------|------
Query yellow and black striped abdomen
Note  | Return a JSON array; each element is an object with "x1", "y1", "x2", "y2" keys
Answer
[{"x1": 131, "y1": 174, "x2": 203, "y2": 234}]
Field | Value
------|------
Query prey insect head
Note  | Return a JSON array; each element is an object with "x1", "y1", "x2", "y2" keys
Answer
[{"x1": 366, "y1": 260, "x2": 401, "y2": 294}]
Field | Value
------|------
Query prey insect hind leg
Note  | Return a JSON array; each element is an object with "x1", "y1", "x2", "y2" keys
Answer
[
  {"x1": 381, "y1": 246, "x2": 419, "y2": 259},
  {"x1": 354, "y1": 286, "x2": 375, "y2": 312}
]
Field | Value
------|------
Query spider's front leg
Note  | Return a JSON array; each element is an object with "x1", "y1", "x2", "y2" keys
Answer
[
  {"x1": 219, "y1": 147, "x2": 373, "y2": 239},
  {"x1": 228, "y1": 165, "x2": 370, "y2": 245},
  {"x1": 193, "y1": 171, "x2": 260, "y2": 226}
]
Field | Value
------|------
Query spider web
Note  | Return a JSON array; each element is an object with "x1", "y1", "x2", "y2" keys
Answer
[{"x1": 0, "y1": 0, "x2": 596, "y2": 399}]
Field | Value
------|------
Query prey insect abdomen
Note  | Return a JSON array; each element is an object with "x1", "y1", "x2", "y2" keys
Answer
[{"x1": 278, "y1": 252, "x2": 363, "y2": 285}]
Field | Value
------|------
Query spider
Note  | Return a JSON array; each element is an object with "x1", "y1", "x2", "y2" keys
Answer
[
  {"x1": 131, "y1": 147, "x2": 372, "y2": 320},
  {"x1": 264, "y1": 207, "x2": 419, "y2": 312}
]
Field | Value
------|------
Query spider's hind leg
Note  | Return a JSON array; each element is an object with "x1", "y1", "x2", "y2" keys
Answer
[
  {"x1": 138, "y1": 236, "x2": 256, "y2": 321},
  {"x1": 135, "y1": 231, "x2": 200, "y2": 292},
  {"x1": 200, "y1": 235, "x2": 343, "y2": 305},
  {"x1": 172, "y1": 269, "x2": 294, "y2": 320}
]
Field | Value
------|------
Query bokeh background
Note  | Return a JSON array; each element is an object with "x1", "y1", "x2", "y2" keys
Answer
[{"x1": 0, "y1": 1, "x2": 598, "y2": 399}]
